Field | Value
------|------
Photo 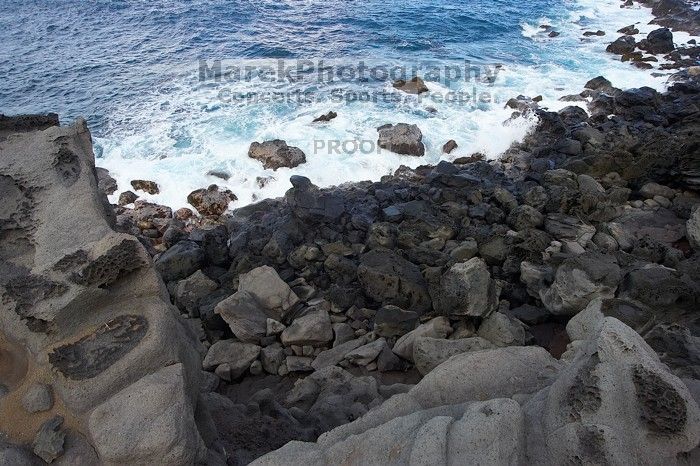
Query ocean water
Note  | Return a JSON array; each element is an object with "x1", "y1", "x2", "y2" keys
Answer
[{"x1": 0, "y1": 0, "x2": 695, "y2": 208}]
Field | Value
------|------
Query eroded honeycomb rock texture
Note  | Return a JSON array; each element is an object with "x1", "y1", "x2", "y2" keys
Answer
[
  {"x1": 633, "y1": 365, "x2": 687, "y2": 435},
  {"x1": 49, "y1": 315, "x2": 148, "y2": 380}
]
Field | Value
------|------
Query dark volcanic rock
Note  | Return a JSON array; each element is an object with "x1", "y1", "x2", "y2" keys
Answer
[
  {"x1": 442, "y1": 140, "x2": 458, "y2": 154},
  {"x1": 392, "y1": 76, "x2": 429, "y2": 94},
  {"x1": 313, "y1": 111, "x2": 337, "y2": 123},
  {"x1": 130, "y1": 179, "x2": 159, "y2": 195},
  {"x1": 606, "y1": 36, "x2": 636, "y2": 55},
  {"x1": 377, "y1": 123, "x2": 425, "y2": 156},
  {"x1": 640, "y1": 28, "x2": 674, "y2": 54},
  {"x1": 248, "y1": 140, "x2": 307, "y2": 170},
  {"x1": 357, "y1": 249, "x2": 431, "y2": 313},
  {"x1": 187, "y1": 184, "x2": 237, "y2": 217}
]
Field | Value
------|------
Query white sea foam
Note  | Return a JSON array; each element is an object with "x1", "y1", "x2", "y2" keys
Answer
[{"x1": 99, "y1": 0, "x2": 699, "y2": 210}]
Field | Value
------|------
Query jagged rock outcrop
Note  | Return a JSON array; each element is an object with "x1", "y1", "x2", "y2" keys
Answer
[{"x1": 0, "y1": 117, "x2": 218, "y2": 464}]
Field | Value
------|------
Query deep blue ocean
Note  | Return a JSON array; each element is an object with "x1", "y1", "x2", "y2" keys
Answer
[{"x1": 0, "y1": 0, "x2": 673, "y2": 207}]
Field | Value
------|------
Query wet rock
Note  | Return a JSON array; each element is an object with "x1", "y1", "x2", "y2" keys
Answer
[
  {"x1": 32, "y1": 415, "x2": 65, "y2": 463},
  {"x1": 544, "y1": 213, "x2": 596, "y2": 247},
  {"x1": 606, "y1": 36, "x2": 636, "y2": 55},
  {"x1": 413, "y1": 336, "x2": 494, "y2": 375},
  {"x1": 205, "y1": 169, "x2": 231, "y2": 180},
  {"x1": 187, "y1": 184, "x2": 237, "y2": 217},
  {"x1": 640, "y1": 28, "x2": 674, "y2": 54},
  {"x1": 392, "y1": 76, "x2": 429, "y2": 94},
  {"x1": 248, "y1": 140, "x2": 306, "y2": 170},
  {"x1": 130, "y1": 179, "x2": 159, "y2": 195},
  {"x1": 431, "y1": 257, "x2": 499, "y2": 317},
  {"x1": 96, "y1": 167, "x2": 117, "y2": 196},
  {"x1": 618, "y1": 24, "x2": 639, "y2": 35},
  {"x1": 281, "y1": 309, "x2": 333, "y2": 347},
  {"x1": 21, "y1": 383, "x2": 53, "y2": 413},
  {"x1": 584, "y1": 76, "x2": 613, "y2": 91},
  {"x1": 373, "y1": 305, "x2": 418, "y2": 338},
  {"x1": 357, "y1": 249, "x2": 431, "y2": 313},
  {"x1": 377, "y1": 123, "x2": 425, "y2": 156},
  {"x1": 312, "y1": 111, "x2": 337, "y2": 122},
  {"x1": 442, "y1": 140, "x2": 458, "y2": 154}
]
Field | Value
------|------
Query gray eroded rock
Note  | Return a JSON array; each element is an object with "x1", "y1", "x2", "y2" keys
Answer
[
  {"x1": 413, "y1": 336, "x2": 494, "y2": 375},
  {"x1": 431, "y1": 257, "x2": 499, "y2": 317},
  {"x1": 203, "y1": 340, "x2": 261, "y2": 379},
  {"x1": 216, "y1": 266, "x2": 299, "y2": 342},
  {"x1": 344, "y1": 338, "x2": 387, "y2": 366},
  {"x1": 393, "y1": 317, "x2": 452, "y2": 361},
  {"x1": 477, "y1": 312, "x2": 532, "y2": 347},
  {"x1": 312, "y1": 338, "x2": 365, "y2": 371},
  {"x1": 89, "y1": 364, "x2": 205, "y2": 465}
]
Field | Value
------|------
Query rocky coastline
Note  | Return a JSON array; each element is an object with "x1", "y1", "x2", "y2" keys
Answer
[{"x1": 2, "y1": 0, "x2": 700, "y2": 464}]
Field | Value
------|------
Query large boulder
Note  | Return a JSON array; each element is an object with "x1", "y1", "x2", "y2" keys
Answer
[
  {"x1": 216, "y1": 266, "x2": 300, "y2": 343},
  {"x1": 88, "y1": 364, "x2": 205, "y2": 465},
  {"x1": 357, "y1": 249, "x2": 431, "y2": 313},
  {"x1": 541, "y1": 252, "x2": 621, "y2": 316},
  {"x1": 377, "y1": 123, "x2": 425, "y2": 156},
  {"x1": 640, "y1": 27, "x2": 674, "y2": 54},
  {"x1": 248, "y1": 140, "x2": 306, "y2": 170},
  {"x1": 430, "y1": 257, "x2": 499, "y2": 317}
]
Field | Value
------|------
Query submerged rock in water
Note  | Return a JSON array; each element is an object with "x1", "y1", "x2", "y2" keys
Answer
[{"x1": 392, "y1": 76, "x2": 429, "y2": 94}]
